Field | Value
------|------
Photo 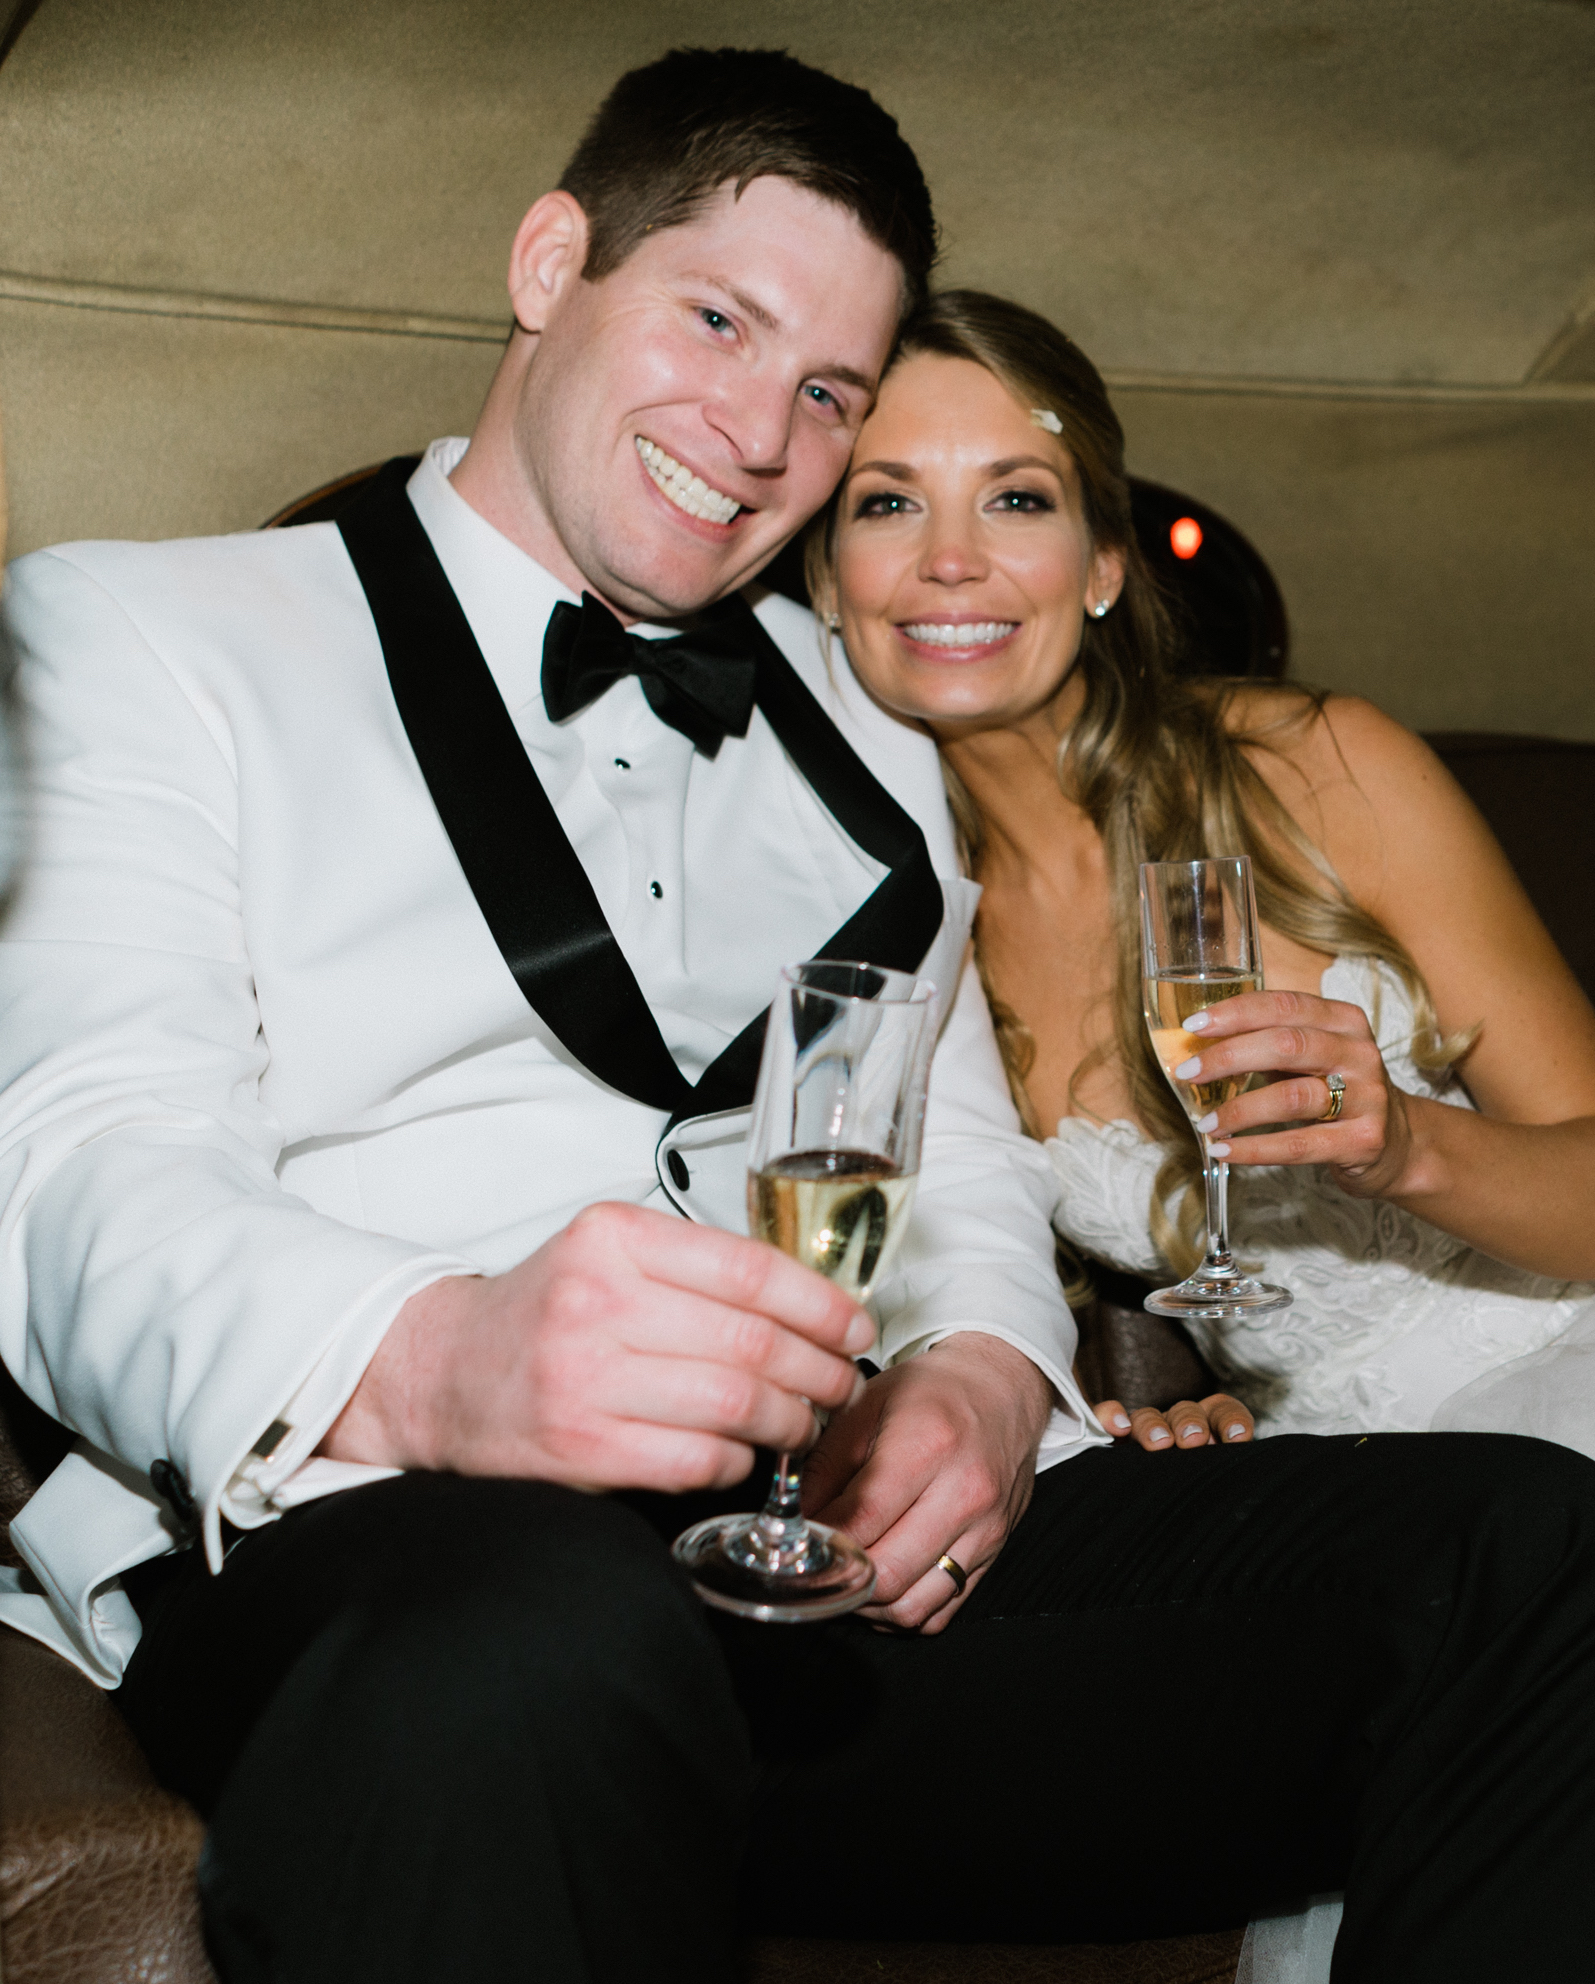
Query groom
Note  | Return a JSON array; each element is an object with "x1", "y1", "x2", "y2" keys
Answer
[{"x1": 3, "y1": 45, "x2": 1595, "y2": 1984}]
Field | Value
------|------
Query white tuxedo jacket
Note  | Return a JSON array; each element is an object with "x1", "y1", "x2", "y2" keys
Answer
[{"x1": 0, "y1": 441, "x2": 1104, "y2": 1684}]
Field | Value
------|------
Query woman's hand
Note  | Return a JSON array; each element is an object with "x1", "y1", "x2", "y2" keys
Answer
[
  {"x1": 1095, "y1": 1394, "x2": 1255, "y2": 1451},
  {"x1": 1167, "y1": 987, "x2": 1417, "y2": 1199}
]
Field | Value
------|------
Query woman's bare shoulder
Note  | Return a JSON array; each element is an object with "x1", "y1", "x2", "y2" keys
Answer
[{"x1": 1225, "y1": 685, "x2": 1439, "y2": 809}]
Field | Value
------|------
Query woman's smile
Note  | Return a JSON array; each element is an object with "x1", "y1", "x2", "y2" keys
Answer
[{"x1": 895, "y1": 616, "x2": 1021, "y2": 659}]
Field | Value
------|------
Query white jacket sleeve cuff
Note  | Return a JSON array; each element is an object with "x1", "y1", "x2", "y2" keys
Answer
[{"x1": 213, "y1": 1256, "x2": 478, "y2": 1561}]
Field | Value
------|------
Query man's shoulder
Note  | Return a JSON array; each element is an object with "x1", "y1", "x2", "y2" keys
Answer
[
  {"x1": 744, "y1": 585, "x2": 955, "y2": 867},
  {"x1": 3, "y1": 523, "x2": 366, "y2": 677},
  {"x1": 9, "y1": 520, "x2": 351, "y2": 612},
  {"x1": 746, "y1": 586, "x2": 923, "y2": 759}
]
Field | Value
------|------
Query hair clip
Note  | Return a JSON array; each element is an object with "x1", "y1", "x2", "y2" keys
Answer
[{"x1": 1031, "y1": 408, "x2": 1062, "y2": 434}]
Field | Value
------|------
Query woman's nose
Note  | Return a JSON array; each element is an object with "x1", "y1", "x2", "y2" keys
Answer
[{"x1": 920, "y1": 530, "x2": 988, "y2": 586}]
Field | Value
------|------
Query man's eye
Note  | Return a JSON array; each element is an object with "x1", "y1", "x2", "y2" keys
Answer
[
  {"x1": 804, "y1": 383, "x2": 840, "y2": 413},
  {"x1": 699, "y1": 308, "x2": 732, "y2": 334}
]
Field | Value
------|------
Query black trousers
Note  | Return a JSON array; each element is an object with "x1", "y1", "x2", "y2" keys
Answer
[{"x1": 117, "y1": 1433, "x2": 1595, "y2": 1983}]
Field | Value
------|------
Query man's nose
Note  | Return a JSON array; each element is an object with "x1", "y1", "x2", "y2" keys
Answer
[{"x1": 705, "y1": 376, "x2": 794, "y2": 475}]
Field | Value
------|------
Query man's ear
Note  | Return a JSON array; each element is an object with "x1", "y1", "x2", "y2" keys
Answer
[{"x1": 506, "y1": 191, "x2": 591, "y2": 335}]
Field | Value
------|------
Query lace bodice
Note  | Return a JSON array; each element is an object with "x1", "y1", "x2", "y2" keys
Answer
[{"x1": 1047, "y1": 956, "x2": 1595, "y2": 1436}]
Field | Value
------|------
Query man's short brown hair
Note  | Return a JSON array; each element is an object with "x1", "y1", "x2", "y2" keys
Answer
[{"x1": 558, "y1": 47, "x2": 937, "y2": 312}]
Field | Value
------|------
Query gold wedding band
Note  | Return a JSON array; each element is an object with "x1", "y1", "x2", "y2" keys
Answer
[
  {"x1": 937, "y1": 1553, "x2": 968, "y2": 1595},
  {"x1": 1320, "y1": 1072, "x2": 1346, "y2": 1123}
]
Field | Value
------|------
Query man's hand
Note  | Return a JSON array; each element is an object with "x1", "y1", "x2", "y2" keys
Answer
[
  {"x1": 801, "y1": 1333, "x2": 1054, "y2": 1635},
  {"x1": 320, "y1": 1202, "x2": 874, "y2": 1492}
]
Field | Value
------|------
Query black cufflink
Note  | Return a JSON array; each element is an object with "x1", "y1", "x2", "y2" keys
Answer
[{"x1": 150, "y1": 1458, "x2": 198, "y2": 1527}]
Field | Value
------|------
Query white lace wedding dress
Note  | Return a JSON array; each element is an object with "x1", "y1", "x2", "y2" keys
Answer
[{"x1": 1047, "y1": 954, "x2": 1595, "y2": 1984}]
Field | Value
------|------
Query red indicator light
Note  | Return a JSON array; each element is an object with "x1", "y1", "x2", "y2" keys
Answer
[{"x1": 1170, "y1": 516, "x2": 1203, "y2": 560}]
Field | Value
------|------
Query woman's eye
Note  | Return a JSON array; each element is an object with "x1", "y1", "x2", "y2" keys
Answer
[
  {"x1": 854, "y1": 492, "x2": 914, "y2": 518},
  {"x1": 990, "y1": 489, "x2": 1054, "y2": 513},
  {"x1": 698, "y1": 308, "x2": 733, "y2": 334}
]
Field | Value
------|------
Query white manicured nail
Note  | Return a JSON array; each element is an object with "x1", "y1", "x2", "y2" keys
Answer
[
  {"x1": 1148, "y1": 1427, "x2": 1172, "y2": 1445},
  {"x1": 1175, "y1": 1057, "x2": 1201, "y2": 1079},
  {"x1": 1207, "y1": 1141, "x2": 1232, "y2": 1158},
  {"x1": 1179, "y1": 1423, "x2": 1203, "y2": 1441},
  {"x1": 1195, "y1": 1111, "x2": 1219, "y2": 1133},
  {"x1": 1111, "y1": 1411, "x2": 1130, "y2": 1431},
  {"x1": 1226, "y1": 1423, "x2": 1247, "y2": 1440},
  {"x1": 1184, "y1": 1010, "x2": 1213, "y2": 1032}
]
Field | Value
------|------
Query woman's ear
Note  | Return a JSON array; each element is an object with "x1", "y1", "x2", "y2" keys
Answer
[
  {"x1": 506, "y1": 191, "x2": 591, "y2": 335},
  {"x1": 1088, "y1": 542, "x2": 1128, "y2": 616}
]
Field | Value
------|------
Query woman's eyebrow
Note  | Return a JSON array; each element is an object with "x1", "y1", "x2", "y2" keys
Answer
[
  {"x1": 847, "y1": 459, "x2": 919, "y2": 481},
  {"x1": 848, "y1": 453, "x2": 1065, "y2": 481},
  {"x1": 988, "y1": 454, "x2": 1064, "y2": 477}
]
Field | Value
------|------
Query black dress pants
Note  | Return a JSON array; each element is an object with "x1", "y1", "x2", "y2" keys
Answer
[{"x1": 116, "y1": 1432, "x2": 1595, "y2": 1983}]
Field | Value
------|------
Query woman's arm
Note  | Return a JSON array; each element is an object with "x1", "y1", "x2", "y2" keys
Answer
[{"x1": 1183, "y1": 698, "x2": 1595, "y2": 1280}]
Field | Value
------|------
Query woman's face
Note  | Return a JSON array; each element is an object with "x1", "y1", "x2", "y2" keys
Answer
[{"x1": 832, "y1": 352, "x2": 1123, "y2": 739}]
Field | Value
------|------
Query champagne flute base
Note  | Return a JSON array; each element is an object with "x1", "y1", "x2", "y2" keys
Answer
[
  {"x1": 1144, "y1": 1274, "x2": 1293, "y2": 1322},
  {"x1": 672, "y1": 1514, "x2": 876, "y2": 1623}
]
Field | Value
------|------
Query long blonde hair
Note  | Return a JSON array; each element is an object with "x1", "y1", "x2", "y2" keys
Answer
[{"x1": 809, "y1": 289, "x2": 1468, "y2": 1275}]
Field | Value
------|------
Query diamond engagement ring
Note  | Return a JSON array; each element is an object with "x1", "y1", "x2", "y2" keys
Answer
[{"x1": 1320, "y1": 1073, "x2": 1347, "y2": 1123}]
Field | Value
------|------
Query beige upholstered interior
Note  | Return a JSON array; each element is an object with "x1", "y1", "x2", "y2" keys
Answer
[{"x1": 2, "y1": 0, "x2": 1591, "y2": 735}]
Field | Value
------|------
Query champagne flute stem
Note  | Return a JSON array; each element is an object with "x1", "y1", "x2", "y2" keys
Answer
[
  {"x1": 1200, "y1": 1143, "x2": 1237, "y2": 1277},
  {"x1": 748, "y1": 1449, "x2": 824, "y2": 1570},
  {"x1": 763, "y1": 1450, "x2": 803, "y2": 1527}
]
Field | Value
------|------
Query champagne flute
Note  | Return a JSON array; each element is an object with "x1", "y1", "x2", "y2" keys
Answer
[
  {"x1": 1140, "y1": 858, "x2": 1292, "y2": 1320},
  {"x1": 673, "y1": 959, "x2": 938, "y2": 1623}
]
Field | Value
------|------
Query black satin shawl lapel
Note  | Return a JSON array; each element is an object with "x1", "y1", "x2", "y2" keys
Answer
[
  {"x1": 337, "y1": 460, "x2": 945, "y2": 1124},
  {"x1": 679, "y1": 612, "x2": 946, "y2": 1123},
  {"x1": 339, "y1": 460, "x2": 692, "y2": 1114}
]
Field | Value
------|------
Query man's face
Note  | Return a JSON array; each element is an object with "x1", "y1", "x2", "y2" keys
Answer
[{"x1": 510, "y1": 178, "x2": 904, "y2": 620}]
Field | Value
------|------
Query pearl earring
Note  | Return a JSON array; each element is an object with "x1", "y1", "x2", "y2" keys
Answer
[
  {"x1": 826, "y1": 612, "x2": 841, "y2": 631},
  {"x1": 1092, "y1": 599, "x2": 1111, "y2": 618}
]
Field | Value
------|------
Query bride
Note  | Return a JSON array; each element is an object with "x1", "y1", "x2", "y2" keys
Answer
[{"x1": 808, "y1": 286, "x2": 1595, "y2": 1461}]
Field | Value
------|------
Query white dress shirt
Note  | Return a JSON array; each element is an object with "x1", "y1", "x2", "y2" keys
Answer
[{"x1": 0, "y1": 440, "x2": 1104, "y2": 1684}]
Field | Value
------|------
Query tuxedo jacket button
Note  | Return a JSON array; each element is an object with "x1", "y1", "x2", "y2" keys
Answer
[{"x1": 666, "y1": 1150, "x2": 690, "y2": 1190}]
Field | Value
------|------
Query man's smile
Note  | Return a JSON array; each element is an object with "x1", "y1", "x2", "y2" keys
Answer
[{"x1": 634, "y1": 435, "x2": 744, "y2": 526}]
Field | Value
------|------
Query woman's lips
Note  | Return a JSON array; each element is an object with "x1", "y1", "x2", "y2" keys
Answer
[{"x1": 895, "y1": 619, "x2": 1020, "y2": 659}]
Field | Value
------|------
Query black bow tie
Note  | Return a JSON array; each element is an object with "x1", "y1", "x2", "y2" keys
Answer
[{"x1": 541, "y1": 591, "x2": 759, "y2": 758}]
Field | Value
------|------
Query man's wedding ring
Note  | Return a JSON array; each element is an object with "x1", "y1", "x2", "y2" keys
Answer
[
  {"x1": 1320, "y1": 1073, "x2": 1346, "y2": 1123},
  {"x1": 937, "y1": 1553, "x2": 968, "y2": 1595}
]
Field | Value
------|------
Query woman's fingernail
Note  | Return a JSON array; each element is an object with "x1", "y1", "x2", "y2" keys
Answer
[
  {"x1": 1179, "y1": 1423, "x2": 1203, "y2": 1441},
  {"x1": 1184, "y1": 1010, "x2": 1213, "y2": 1032},
  {"x1": 1174, "y1": 1057, "x2": 1201, "y2": 1079},
  {"x1": 1195, "y1": 1111, "x2": 1219, "y2": 1133},
  {"x1": 1226, "y1": 1423, "x2": 1247, "y2": 1440},
  {"x1": 1207, "y1": 1141, "x2": 1231, "y2": 1157},
  {"x1": 1148, "y1": 1427, "x2": 1172, "y2": 1445},
  {"x1": 1111, "y1": 1411, "x2": 1131, "y2": 1431}
]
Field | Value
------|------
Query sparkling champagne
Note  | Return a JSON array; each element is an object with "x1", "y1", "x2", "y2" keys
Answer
[
  {"x1": 749, "y1": 1149, "x2": 918, "y2": 1301},
  {"x1": 1143, "y1": 970, "x2": 1262, "y2": 1124}
]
